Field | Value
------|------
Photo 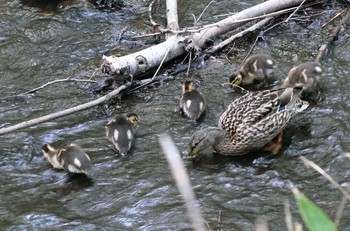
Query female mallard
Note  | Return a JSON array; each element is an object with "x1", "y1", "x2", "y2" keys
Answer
[
  {"x1": 179, "y1": 81, "x2": 206, "y2": 121},
  {"x1": 189, "y1": 87, "x2": 309, "y2": 158},
  {"x1": 42, "y1": 143, "x2": 92, "y2": 177},
  {"x1": 229, "y1": 54, "x2": 277, "y2": 87},
  {"x1": 106, "y1": 113, "x2": 139, "y2": 155},
  {"x1": 282, "y1": 61, "x2": 322, "y2": 100}
]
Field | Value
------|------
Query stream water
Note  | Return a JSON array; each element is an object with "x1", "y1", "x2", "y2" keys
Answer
[{"x1": 0, "y1": 0, "x2": 350, "y2": 230}]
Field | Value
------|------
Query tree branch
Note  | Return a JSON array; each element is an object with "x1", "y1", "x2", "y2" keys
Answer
[{"x1": 0, "y1": 82, "x2": 131, "y2": 135}]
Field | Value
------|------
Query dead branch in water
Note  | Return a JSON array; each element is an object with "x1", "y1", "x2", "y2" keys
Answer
[
  {"x1": 315, "y1": 6, "x2": 350, "y2": 62},
  {"x1": 0, "y1": 82, "x2": 131, "y2": 135}
]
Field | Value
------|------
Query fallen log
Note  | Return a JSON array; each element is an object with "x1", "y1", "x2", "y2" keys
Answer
[{"x1": 101, "y1": 0, "x2": 307, "y2": 79}]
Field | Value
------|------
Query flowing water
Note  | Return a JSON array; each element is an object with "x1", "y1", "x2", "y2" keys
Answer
[{"x1": 0, "y1": 0, "x2": 350, "y2": 230}]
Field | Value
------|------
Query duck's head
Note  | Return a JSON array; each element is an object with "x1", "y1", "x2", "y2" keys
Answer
[
  {"x1": 188, "y1": 127, "x2": 226, "y2": 159},
  {"x1": 126, "y1": 113, "x2": 139, "y2": 125},
  {"x1": 182, "y1": 81, "x2": 196, "y2": 93},
  {"x1": 229, "y1": 71, "x2": 243, "y2": 86},
  {"x1": 42, "y1": 144, "x2": 58, "y2": 158}
]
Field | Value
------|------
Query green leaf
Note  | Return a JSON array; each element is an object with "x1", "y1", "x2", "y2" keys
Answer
[{"x1": 292, "y1": 188, "x2": 337, "y2": 231}]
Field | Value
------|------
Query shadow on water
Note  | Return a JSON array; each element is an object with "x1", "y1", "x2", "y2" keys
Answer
[
  {"x1": 20, "y1": 0, "x2": 70, "y2": 12},
  {"x1": 51, "y1": 173, "x2": 94, "y2": 196}
]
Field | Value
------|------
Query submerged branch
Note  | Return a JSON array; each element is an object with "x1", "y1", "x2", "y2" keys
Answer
[{"x1": 315, "y1": 6, "x2": 350, "y2": 62}]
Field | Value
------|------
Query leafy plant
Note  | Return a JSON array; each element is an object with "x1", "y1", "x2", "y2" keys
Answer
[{"x1": 292, "y1": 188, "x2": 337, "y2": 231}]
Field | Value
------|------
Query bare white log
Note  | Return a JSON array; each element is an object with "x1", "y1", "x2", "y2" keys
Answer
[
  {"x1": 159, "y1": 134, "x2": 207, "y2": 231},
  {"x1": 0, "y1": 82, "x2": 131, "y2": 135},
  {"x1": 102, "y1": 0, "x2": 305, "y2": 78},
  {"x1": 207, "y1": 17, "x2": 273, "y2": 54},
  {"x1": 166, "y1": 0, "x2": 179, "y2": 33},
  {"x1": 190, "y1": 0, "x2": 305, "y2": 48},
  {"x1": 101, "y1": 35, "x2": 187, "y2": 77}
]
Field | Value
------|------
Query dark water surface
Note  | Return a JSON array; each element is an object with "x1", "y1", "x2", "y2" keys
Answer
[{"x1": 1, "y1": 0, "x2": 350, "y2": 230}]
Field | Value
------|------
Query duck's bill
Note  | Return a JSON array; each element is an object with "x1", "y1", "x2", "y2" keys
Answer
[{"x1": 189, "y1": 150, "x2": 199, "y2": 159}]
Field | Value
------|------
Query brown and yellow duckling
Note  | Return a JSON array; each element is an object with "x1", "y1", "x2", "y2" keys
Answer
[
  {"x1": 179, "y1": 81, "x2": 206, "y2": 121},
  {"x1": 42, "y1": 143, "x2": 92, "y2": 177},
  {"x1": 106, "y1": 113, "x2": 139, "y2": 156},
  {"x1": 282, "y1": 61, "x2": 322, "y2": 100},
  {"x1": 189, "y1": 87, "x2": 309, "y2": 159},
  {"x1": 229, "y1": 54, "x2": 277, "y2": 87}
]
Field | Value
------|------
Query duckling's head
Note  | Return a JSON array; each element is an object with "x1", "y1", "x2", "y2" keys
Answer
[
  {"x1": 42, "y1": 144, "x2": 63, "y2": 169},
  {"x1": 182, "y1": 81, "x2": 196, "y2": 93},
  {"x1": 42, "y1": 144, "x2": 58, "y2": 158},
  {"x1": 229, "y1": 72, "x2": 243, "y2": 86},
  {"x1": 126, "y1": 113, "x2": 139, "y2": 125}
]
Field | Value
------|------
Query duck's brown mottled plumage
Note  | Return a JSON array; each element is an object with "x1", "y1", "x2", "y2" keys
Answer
[{"x1": 189, "y1": 87, "x2": 309, "y2": 158}]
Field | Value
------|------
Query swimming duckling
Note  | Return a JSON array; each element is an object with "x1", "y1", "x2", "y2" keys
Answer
[
  {"x1": 179, "y1": 81, "x2": 206, "y2": 121},
  {"x1": 106, "y1": 113, "x2": 139, "y2": 155},
  {"x1": 42, "y1": 143, "x2": 92, "y2": 177},
  {"x1": 282, "y1": 61, "x2": 322, "y2": 100},
  {"x1": 229, "y1": 54, "x2": 277, "y2": 87}
]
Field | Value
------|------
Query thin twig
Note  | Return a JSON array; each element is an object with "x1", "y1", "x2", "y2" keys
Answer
[
  {"x1": 116, "y1": 26, "x2": 128, "y2": 44},
  {"x1": 151, "y1": 46, "x2": 170, "y2": 82},
  {"x1": 207, "y1": 17, "x2": 272, "y2": 54},
  {"x1": 321, "y1": 8, "x2": 347, "y2": 28},
  {"x1": 334, "y1": 184, "x2": 350, "y2": 228},
  {"x1": 186, "y1": 51, "x2": 192, "y2": 76},
  {"x1": 300, "y1": 156, "x2": 350, "y2": 201},
  {"x1": 149, "y1": 0, "x2": 160, "y2": 27},
  {"x1": 194, "y1": 0, "x2": 214, "y2": 27},
  {"x1": 21, "y1": 77, "x2": 97, "y2": 95},
  {"x1": 315, "y1": 6, "x2": 350, "y2": 62},
  {"x1": 0, "y1": 82, "x2": 131, "y2": 135},
  {"x1": 136, "y1": 4, "x2": 309, "y2": 38},
  {"x1": 159, "y1": 134, "x2": 206, "y2": 231},
  {"x1": 331, "y1": 7, "x2": 350, "y2": 40},
  {"x1": 315, "y1": 44, "x2": 327, "y2": 63},
  {"x1": 89, "y1": 69, "x2": 99, "y2": 80},
  {"x1": 216, "y1": 210, "x2": 222, "y2": 231},
  {"x1": 284, "y1": 0, "x2": 306, "y2": 23},
  {"x1": 284, "y1": 200, "x2": 293, "y2": 231},
  {"x1": 126, "y1": 47, "x2": 171, "y2": 94}
]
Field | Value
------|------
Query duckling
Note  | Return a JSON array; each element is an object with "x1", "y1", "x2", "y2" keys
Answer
[
  {"x1": 106, "y1": 113, "x2": 139, "y2": 155},
  {"x1": 42, "y1": 143, "x2": 92, "y2": 177},
  {"x1": 179, "y1": 81, "x2": 206, "y2": 121},
  {"x1": 229, "y1": 54, "x2": 277, "y2": 87},
  {"x1": 282, "y1": 61, "x2": 322, "y2": 100}
]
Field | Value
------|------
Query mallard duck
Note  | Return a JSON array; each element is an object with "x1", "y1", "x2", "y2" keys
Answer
[
  {"x1": 179, "y1": 81, "x2": 206, "y2": 121},
  {"x1": 106, "y1": 113, "x2": 139, "y2": 155},
  {"x1": 229, "y1": 54, "x2": 277, "y2": 87},
  {"x1": 42, "y1": 143, "x2": 92, "y2": 177},
  {"x1": 189, "y1": 87, "x2": 309, "y2": 158},
  {"x1": 282, "y1": 61, "x2": 322, "y2": 100}
]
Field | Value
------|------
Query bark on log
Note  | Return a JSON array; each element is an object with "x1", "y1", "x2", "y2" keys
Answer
[{"x1": 101, "y1": 0, "x2": 306, "y2": 79}]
